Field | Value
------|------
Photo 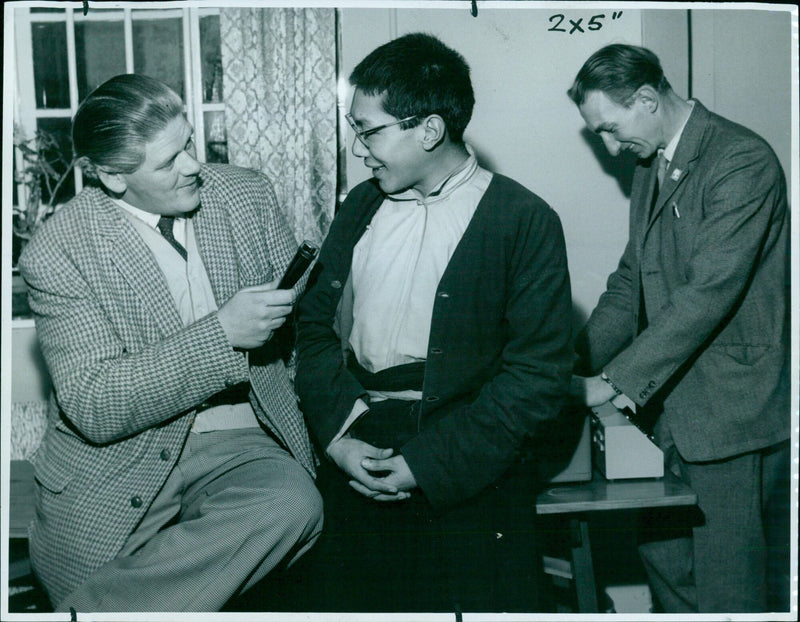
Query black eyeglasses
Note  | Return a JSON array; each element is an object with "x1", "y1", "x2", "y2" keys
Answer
[{"x1": 345, "y1": 113, "x2": 419, "y2": 146}]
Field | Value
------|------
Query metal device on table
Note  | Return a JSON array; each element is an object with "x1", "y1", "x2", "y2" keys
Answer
[
  {"x1": 591, "y1": 401, "x2": 663, "y2": 479},
  {"x1": 535, "y1": 401, "x2": 592, "y2": 484},
  {"x1": 545, "y1": 413, "x2": 593, "y2": 483},
  {"x1": 542, "y1": 399, "x2": 664, "y2": 483}
]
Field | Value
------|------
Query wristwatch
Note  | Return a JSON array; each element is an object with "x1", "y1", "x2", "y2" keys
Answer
[{"x1": 600, "y1": 371, "x2": 623, "y2": 396}]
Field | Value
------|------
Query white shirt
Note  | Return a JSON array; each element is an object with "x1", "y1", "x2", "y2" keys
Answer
[
  {"x1": 114, "y1": 198, "x2": 259, "y2": 433},
  {"x1": 662, "y1": 100, "x2": 696, "y2": 169},
  {"x1": 330, "y1": 148, "x2": 492, "y2": 446},
  {"x1": 349, "y1": 149, "x2": 492, "y2": 378}
]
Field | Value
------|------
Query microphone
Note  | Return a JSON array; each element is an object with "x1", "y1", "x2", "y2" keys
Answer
[{"x1": 277, "y1": 240, "x2": 319, "y2": 289}]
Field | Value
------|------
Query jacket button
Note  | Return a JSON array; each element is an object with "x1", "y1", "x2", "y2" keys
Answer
[
  {"x1": 331, "y1": 280, "x2": 342, "y2": 289},
  {"x1": 130, "y1": 496, "x2": 143, "y2": 508},
  {"x1": 430, "y1": 347, "x2": 443, "y2": 355},
  {"x1": 648, "y1": 380, "x2": 657, "y2": 387},
  {"x1": 437, "y1": 291, "x2": 450, "y2": 298},
  {"x1": 160, "y1": 449, "x2": 171, "y2": 461},
  {"x1": 425, "y1": 396, "x2": 439, "y2": 402}
]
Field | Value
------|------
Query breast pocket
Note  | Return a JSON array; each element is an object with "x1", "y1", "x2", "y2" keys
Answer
[{"x1": 666, "y1": 201, "x2": 698, "y2": 280}]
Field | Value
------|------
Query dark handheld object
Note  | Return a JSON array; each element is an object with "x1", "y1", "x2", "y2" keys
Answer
[{"x1": 278, "y1": 240, "x2": 318, "y2": 289}]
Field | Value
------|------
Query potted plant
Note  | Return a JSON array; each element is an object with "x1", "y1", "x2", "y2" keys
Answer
[{"x1": 12, "y1": 125, "x2": 77, "y2": 317}]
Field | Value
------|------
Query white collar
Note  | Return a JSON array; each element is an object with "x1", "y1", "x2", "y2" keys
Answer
[
  {"x1": 663, "y1": 100, "x2": 695, "y2": 163},
  {"x1": 111, "y1": 196, "x2": 165, "y2": 229},
  {"x1": 388, "y1": 144, "x2": 478, "y2": 205}
]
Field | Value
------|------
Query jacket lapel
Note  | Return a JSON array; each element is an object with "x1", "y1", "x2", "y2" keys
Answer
[
  {"x1": 93, "y1": 189, "x2": 183, "y2": 334},
  {"x1": 192, "y1": 176, "x2": 240, "y2": 307},
  {"x1": 645, "y1": 100, "x2": 708, "y2": 233}
]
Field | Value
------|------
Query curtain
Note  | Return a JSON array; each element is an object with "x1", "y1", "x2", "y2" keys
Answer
[{"x1": 220, "y1": 8, "x2": 337, "y2": 245}]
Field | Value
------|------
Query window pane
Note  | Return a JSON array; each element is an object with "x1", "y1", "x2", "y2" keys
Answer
[
  {"x1": 200, "y1": 15, "x2": 223, "y2": 103},
  {"x1": 35, "y1": 118, "x2": 76, "y2": 207},
  {"x1": 31, "y1": 21, "x2": 70, "y2": 109},
  {"x1": 132, "y1": 17, "x2": 184, "y2": 99},
  {"x1": 76, "y1": 17, "x2": 126, "y2": 102},
  {"x1": 204, "y1": 111, "x2": 228, "y2": 163}
]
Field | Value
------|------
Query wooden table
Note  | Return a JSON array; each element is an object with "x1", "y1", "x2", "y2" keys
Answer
[{"x1": 535, "y1": 470, "x2": 697, "y2": 613}]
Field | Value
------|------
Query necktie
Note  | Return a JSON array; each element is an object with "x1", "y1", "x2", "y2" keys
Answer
[
  {"x1": 657, "y1": 151, "x2": 669, "y2": 188},
  {"x1": 649, "y1": 151, "x2": 668, "y2": 218},
  {"x1": 156, "y1": 215, "x2": 187, "y2": 261}
]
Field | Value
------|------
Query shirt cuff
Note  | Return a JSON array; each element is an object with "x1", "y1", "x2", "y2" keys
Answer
[{"x1": 602, "y1": 370, "x2": 636, "y2": 411}]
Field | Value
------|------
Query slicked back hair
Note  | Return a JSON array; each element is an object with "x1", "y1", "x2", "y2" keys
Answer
[
  {"x1": 72, "y1": 74, "x2": 184, "y2": 180},
  {"x1": 350, "y1": 32, "x2": 475, "y2": 143},
  {"x1": 567, "y1": 44, "x2": 672, "y2": 107}
]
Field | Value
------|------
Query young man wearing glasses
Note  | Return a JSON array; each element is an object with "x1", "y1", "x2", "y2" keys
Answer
[{"x1": 292, "y1": 33, "x2": 573, "y2": 613}]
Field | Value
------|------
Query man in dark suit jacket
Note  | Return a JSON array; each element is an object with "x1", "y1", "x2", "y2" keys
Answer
[
  {"x1": 18, "y1": 74, "x2": 322, "y2": 612},
  {"x1": 567, "y1": 44, "x2": 790, "y2": 613},
  {"x1": 292, "y1": 33, "x2": 573, "y2": 613}
]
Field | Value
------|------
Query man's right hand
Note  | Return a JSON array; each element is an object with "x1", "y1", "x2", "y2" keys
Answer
[
  {"x1": 217, "y1": 278, "x2": 295, "y2": 349},
  {"x1": 327, "y1": 436, "x2": 411, "y2": 501}
]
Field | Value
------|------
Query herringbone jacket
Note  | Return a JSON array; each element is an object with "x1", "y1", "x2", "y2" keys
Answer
[
  {"x1": 18, "y1": 164, "x2": 315, "y2": 605},
  {"x1": 575, "y1": 100, "x2": 789, "y2": 461}
]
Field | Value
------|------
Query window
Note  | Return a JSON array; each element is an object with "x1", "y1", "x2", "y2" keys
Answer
[{"x1": 13, "y1": 5, "x2": 227, "y2": 209}]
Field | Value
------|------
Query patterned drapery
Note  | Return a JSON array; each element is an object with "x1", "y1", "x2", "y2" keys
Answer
[{"x1": 220, "y1": 8, "x2": 337, "y2": 245}]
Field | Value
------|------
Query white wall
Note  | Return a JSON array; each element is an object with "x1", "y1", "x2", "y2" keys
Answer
[
  {"x1": 341, "y1": 7, "x2": 643, "y2": 327},
  {"x1": 642, "y1": 9, "x2": 690, "y2": 99},
  {"x1": 340, "y1": 6, "x2": 794, "y2": 331},
  {"x1": 690, "y1": 8, "x2": 793, "y2": 192},
  {"x1": 10, "y1": 322, "x2": 50, "y2": 403}
]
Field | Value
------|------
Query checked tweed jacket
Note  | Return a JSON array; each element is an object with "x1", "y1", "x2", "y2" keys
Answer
[{"x1": 18, "y1": 164, "x2": 315, "y2": 605}]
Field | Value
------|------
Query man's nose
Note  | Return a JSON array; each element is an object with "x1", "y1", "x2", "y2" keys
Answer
[
  {"x1": 601, "y1": 133, "x2": 621, "y2": 156},
  {"x1": 351, "y1": 135, "x2": 369, "y2": 158},
  {"x1": 178, "y1": 150, "x2": 201, "y2": 175}
]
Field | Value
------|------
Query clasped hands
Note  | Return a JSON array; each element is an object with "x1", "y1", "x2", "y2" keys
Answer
[{"x1": 327, "y1": 436, "x2": 417, "y2": 502}]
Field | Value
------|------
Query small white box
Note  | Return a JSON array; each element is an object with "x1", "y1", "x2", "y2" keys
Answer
[
  {"x1": 548, "y1": 414, "x2": 592, "y2": 483},
  {"x1": 591, "y1": 402, "x2": 664, "y2": 480}
]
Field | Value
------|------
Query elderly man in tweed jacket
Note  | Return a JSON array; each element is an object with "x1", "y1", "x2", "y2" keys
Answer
[{"x1": 18, "y1": 74, "x2": 322, "y2": 612}]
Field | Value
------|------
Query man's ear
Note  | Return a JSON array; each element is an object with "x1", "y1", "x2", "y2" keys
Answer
[
  {"x1": 635, "y1": 85, "x2": 659, "y2": 113},
  {"x1": 97, "y1": 168, "x2": 127, "y2": 195},
  {"x1": 420, "y1": 115, "x2": 447, "y2": 151}
]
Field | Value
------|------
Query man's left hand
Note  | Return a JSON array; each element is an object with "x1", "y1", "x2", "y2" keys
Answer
[{"x1": 350, "y1": 455, "x2": 417, "y2": 502}]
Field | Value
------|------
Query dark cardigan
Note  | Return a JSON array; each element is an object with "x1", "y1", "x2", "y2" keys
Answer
[{"x1": 296, "y1": 175, "x2": 573, "y2": 508}]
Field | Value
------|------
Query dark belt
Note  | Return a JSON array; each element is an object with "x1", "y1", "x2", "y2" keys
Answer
[
  {"x1": 346, "y1": 352, "x2": 425, "y2": 393},
  {"x1": 197, "y1": 382, "x2": 251, "y2": 411}
]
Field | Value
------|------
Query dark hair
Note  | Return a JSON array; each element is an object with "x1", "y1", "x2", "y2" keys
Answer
[
  {"x1": 72, "y1": 74, "x2": 184, "y2": 179},
  {"x1": 567, "y1": 44, "x2": 672, "y2": 107},
  {"x1": 349, "y1": 32, "x2": 474, "y2": 143}
]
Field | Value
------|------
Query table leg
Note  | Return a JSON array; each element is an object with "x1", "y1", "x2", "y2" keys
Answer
[{"x1": 569, "y1": 517, "x2": 599, "y2": 613}]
